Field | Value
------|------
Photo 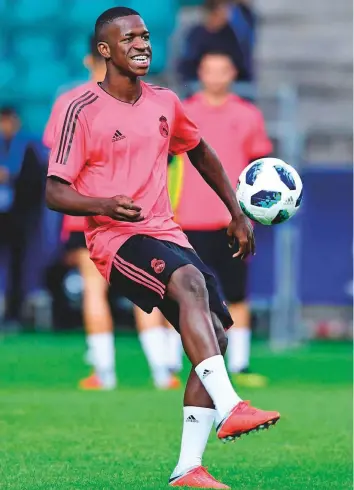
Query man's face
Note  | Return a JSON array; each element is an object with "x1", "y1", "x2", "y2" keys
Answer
[
  {"x1": 198, "y1": 54, "x2": 236, "y2": 94},
  {"x1": 98, "y1": 15, "x2": 152, "y2": 77},
  {"x1": 0, "y1": 114, "x2": 20, "y2": 139}
]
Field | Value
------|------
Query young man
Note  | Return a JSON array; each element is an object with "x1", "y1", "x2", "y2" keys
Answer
[
  {"x1": 45, "y1": 35, "x2": 181, "y2": 391},
  {"x1": 44, "y1": 36, "x2": 116, "y2": 390},
  {"x1": 177, "y1": 51, "x2": 273, "y2": 387},
  {"x1": 46, "y1": 8, "x2": 280, "y2": 488}
]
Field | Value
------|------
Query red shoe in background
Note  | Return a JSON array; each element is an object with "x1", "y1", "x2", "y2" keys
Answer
[{"x1": 79, "y1": 373, "x2": 104, "y2": 390}]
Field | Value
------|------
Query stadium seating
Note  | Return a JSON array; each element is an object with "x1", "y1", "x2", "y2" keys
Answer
[
  {"x1": 66, "y1": 0, "x2": 116, "y2": 29},
  {"x1": 21, "y1": 102, "x2": 51, "y2": 136},
  {"x1": 10, "y1": 0, "x2": 62, "y2": 26},
  {"x1": 13, "y1": 33, "x2": 59, "y2": 61},
  {"x1": 21, "y1": 62, "x2": 71, "y2": 100},
  {"x1": 0, "y1": 60, "x2": 16, "y2": 100}
]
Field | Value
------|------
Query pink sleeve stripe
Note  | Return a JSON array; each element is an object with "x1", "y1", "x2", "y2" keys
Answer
[{"x1": 56, "y1": 91, "x2": 98, "y2": 165}]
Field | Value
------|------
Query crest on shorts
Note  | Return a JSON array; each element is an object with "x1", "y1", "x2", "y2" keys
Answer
[
  {"x1": 151, "y1": 258, "x2": 165, "y2": 274},
  {"x1": 159, "y1": 116, "x2": 169, "y2": 138}
]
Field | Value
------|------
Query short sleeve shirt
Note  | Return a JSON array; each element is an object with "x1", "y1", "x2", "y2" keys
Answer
[{"x1": 47, "y1": 81, "x2": 201, "y2": 280}]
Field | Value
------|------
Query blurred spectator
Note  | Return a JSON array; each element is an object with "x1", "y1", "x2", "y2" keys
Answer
[
  {"x1": 0, "y1": 108, "x2": 46, "y2": 328},
  {"x1": 178, "y1": 0, "x2": 248, "y2": 83},
  {"x1": 176, "y1": 52, "x2": 272, "y2": 387},
  {"x1": 229, "y1": 0, "x2": 256, "y2": 80}
]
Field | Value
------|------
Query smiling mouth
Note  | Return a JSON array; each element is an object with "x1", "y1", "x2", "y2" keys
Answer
[{"x1": 130, "y1": 54, "x2": 150, "y2": 67}]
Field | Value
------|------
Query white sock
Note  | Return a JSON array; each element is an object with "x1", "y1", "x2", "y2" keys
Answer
[
  {"x1": 195, "y1": 355, "x2": 242, "y2": 421},
  {"x1": 171, "y1": 407, "x2": 215, "y2": 479},
  {"x1": 214, "y1": 411, "x2": 223, "y2": 429},
  {"x1": 87, "y1": 332, "x2": 117, "y2": 388},
  {"x1": 166, "y1": 328, "x2": 183, "y2": 373},
  {"x1": 227, "y1": 327, "x2": 251, "y2": 373},
  {"x1": 139, "y1": 327, "x2": 171, "y2": 388}
]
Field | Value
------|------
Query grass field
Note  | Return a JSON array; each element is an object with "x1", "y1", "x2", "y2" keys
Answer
[{"x1": 0, "y1": 333, "x2": 352, "y2": 489}]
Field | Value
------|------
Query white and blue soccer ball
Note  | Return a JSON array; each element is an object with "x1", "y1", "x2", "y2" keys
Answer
[{"x1": 236, "y1": 158, "x2": 303, "y2": 225}]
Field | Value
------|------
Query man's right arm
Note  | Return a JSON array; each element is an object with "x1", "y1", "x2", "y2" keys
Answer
[
  {"x1": 46, "y1": 177, "x2": 107, "y2": 216},
  {"x1": 46, "y1": 177, "x2": 144, "y2": 222},
  {"x1": 46, "y1": 105, "x2": 143, "y2": 222}
]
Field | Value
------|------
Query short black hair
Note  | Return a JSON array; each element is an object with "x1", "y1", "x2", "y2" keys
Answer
[
  {"x1": 88, "y1": 34, "x2": 103, "y2": 61},
  {"x1": 95, "y1": 7, "x2": 140, "y2": 41},
  {"x1": 0, "y1": 107, "x2": 18, "y2": 118},
  {"x1": 200, "y1": 50, "x2": 236, "y2": 67},
  {"x1": 204, "y1": 0, "x2": 228, "y2": 12}
]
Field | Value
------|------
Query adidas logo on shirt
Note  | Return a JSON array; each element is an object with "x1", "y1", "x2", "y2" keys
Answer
[
  {"x1": 112, "y1": 130, "x2": 126, "y2": 142},
  {"x1": 186, "y1": 415, "x2": 199, "y2": 423},
  {"x1": 202, "y1": 369, "x2": 213, "y2": 379}
]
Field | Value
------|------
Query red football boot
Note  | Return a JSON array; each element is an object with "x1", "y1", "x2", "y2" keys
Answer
[
  {"x1": 217, "y1": 401, "x2": 280, "y2": 442},
  {"x1": 169, "y1": 466, "x2": 230, "y2": 488}
]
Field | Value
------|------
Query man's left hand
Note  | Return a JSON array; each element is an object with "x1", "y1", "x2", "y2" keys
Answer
[{"x1": 227, "y1": 214, "x2": 256, "y2": 259}]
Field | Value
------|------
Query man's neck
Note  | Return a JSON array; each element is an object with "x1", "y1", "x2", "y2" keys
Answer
[
  {"x1": 201, "y1": 91, "x2": 230, "y2": 107},
  {"x1": 100, "y1": 70, "x2": 142, "y2": 104}
]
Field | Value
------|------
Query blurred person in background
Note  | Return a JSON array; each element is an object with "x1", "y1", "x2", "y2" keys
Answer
[
  {"x1": 176, "y1": 51, "x2": 273, "y2": 387},
  {"x1": 0, "y1": 107, "x2": 45, "y2": 329},
  {"x1": 134, "y1": 306, "x2": 183, "y2": 389},
  {"x1": 178, "y1": 0, "x2": 249, "y2": 84},
  {"x1": 43, "y1": 36, "x2": 116, "y2": 390},
  {"x1": 229, "y1": 0, "x2": 256, "y2": 81}
]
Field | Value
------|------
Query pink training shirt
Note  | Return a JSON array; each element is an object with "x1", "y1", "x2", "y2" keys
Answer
[
  {"x1": 44, "y1": 82, "x2": 93, "y2": 234},
  {"x1": 47, "y1": 81, "x2": 200, "y2": 281},
  {"x1": 177, "y1": 93, "x2": 273, "y2": 230}
]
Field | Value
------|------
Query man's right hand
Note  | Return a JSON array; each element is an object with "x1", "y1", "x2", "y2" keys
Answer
[{"x1": 102, "y1": 195, "x2": 144, "y2": 222}]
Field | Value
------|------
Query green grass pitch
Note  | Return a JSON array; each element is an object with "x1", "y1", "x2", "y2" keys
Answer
[{"x1": 0, "y1": 333, "x2": 352, "y2": 489}]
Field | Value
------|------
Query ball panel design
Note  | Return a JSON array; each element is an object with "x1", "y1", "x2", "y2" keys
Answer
[
  {"x1": 239, "y1": 201, "x2": 257, "y2": 221},
  {"x1": 295, "y1": 188, "x2": 303, "y2": 208},
  {"x1": 274, "y1": 164, "x2": 296, "y2": 190},
  {"x1": 272, "y1": 209, "x2": 290, "y2": 224},
  {"x1": 250, "y1": 190, "x2": 281, "y2": 208},
  {"x1": 245, "y1": 161, "x2": 264, "y2": 185}
]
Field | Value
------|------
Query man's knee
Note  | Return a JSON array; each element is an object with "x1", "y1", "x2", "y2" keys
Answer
[{"x1": 169, "y1": 264, "x2": 208, "y2": 302}]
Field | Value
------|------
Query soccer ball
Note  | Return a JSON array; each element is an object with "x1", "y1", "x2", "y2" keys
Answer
[{"x1": 236, "y1": 158, "x2": 303, "y2": 225}]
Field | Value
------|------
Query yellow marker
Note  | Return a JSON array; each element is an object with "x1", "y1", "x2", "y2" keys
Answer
[{"x1": 167, "y1": 154, "x2": 184, "y2": 215}]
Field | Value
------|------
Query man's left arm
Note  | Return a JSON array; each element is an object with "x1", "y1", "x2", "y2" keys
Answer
[
  {"x1": 169, "y1": 94, "x2": 255, "y2": 259},
  {"x1": 187, "y1": 139, "x2": 255, "y2": 259}
]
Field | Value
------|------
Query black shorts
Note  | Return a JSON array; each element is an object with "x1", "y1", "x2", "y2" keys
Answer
[
  {"x1": 185, "y1": 229, "x2": 248, "y2": 304},
  {"x1": 65, "y1": 231, "x2": 87, "y2": 251},
  {"x1": 109, "y1": 234, "x2": 233, "y2": 331}
]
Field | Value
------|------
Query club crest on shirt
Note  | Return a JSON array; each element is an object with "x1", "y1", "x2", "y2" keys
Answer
[
  {"x1": 159, "y1": 116, "x2": 169, "y2": 138},
  {"x1": 151, "y1": 258, "x2": 165, "y2": 274}
]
